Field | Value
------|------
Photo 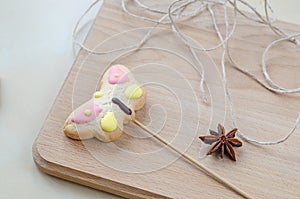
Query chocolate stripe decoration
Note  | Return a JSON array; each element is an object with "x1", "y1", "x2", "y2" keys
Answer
[{"x1": 112, "y1": 97, "x2": 132, "y2": 115}]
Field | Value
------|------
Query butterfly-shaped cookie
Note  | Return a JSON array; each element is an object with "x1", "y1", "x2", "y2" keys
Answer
[{"x1": 64, "y1": 65, "x2": 146, "y2": 142}]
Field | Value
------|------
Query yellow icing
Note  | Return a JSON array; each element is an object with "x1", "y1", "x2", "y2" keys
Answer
[
  {"x1": 114, "y1": 73, "x2": 120, "y2": 78},
  {"x1": 100, "y1": 112, "x2": 117, "y2": 132},
  {"x1": 125, "y1": 84, "x2": 143, "y2": 99},
  {"x1": 93, "y1": 91, "x2": 103, "y2": 98},
  {"x1": 84, "y1": 109, "x2": 91, "y2": 116}
]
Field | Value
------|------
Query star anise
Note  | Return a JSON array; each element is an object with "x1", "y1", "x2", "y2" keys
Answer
[{"x1": 199, "y1": 124, "x2": 242, "y2": 161}]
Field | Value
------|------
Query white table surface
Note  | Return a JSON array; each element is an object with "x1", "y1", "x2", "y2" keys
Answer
[{"x1": 0, "y1": 0, "x2": 299, "y2": 198}]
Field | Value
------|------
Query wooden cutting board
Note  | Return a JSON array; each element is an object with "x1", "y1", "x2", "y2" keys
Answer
[{"x1": 32, "y1": 1, "x2": 300, "y2": 198}]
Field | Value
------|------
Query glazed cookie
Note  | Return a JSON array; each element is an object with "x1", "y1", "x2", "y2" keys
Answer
[{"x1": 63, "y1": 64, "x2": 146, "y2": 142}]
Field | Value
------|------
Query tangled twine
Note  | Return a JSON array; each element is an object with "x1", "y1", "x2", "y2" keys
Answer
[{"x1": 73, "y1": 0, "x2": 300, "y2": 145}]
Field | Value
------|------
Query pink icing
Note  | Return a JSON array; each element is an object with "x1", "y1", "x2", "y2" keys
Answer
[
  {"x1": 71, "y1": 104, "x2": 102, "y2": 124},
  {"x1": 108, "y1": 66, "x2": 129, "y2": 84}
]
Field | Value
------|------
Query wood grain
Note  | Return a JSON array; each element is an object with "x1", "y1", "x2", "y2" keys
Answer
[{"x1": 33, "y1": 1, "x2": 300, "y2": 198}]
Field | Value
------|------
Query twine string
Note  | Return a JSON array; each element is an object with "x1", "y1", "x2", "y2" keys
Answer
[{"x1": 73, "y1": 0, "x2": 300, "y2": 145}]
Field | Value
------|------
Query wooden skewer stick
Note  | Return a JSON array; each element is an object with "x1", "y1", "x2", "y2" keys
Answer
[
  {"x1": 132, "y1": 119, "x2": 252, "y2": 199},
  {"x1": 112, "y1": 98, "x2": 253, "y2": 199}
]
